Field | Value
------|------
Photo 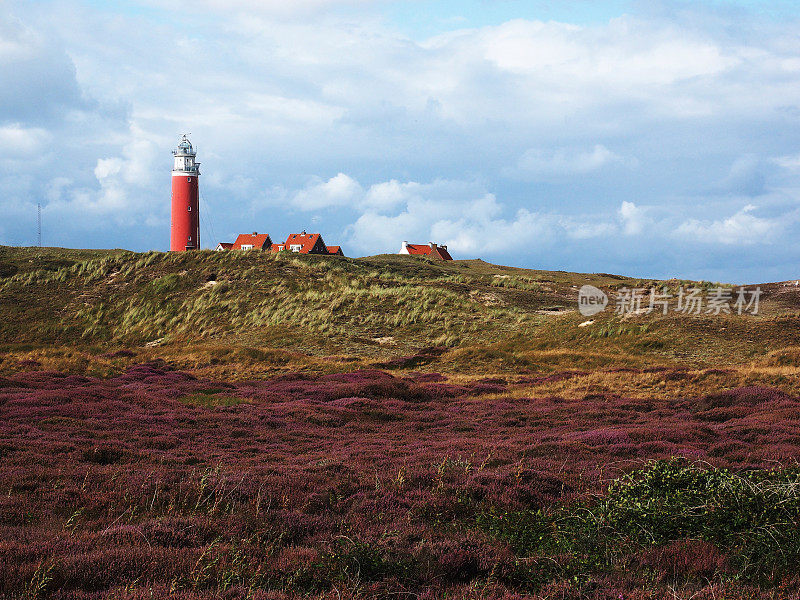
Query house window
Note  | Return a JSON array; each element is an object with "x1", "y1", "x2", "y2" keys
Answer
[
  {"x1": 290, "y1": 244, "x2": 302, "y2": 252},
  {"x1": 241, "y1": 244, "x2": 253, "y2": 251}
]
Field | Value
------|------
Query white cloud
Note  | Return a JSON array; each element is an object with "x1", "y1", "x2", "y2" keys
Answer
[
  {"x1": 291, "y1": 173, "x2": 363, "y2": 210},
  {"x1": 431, "y1": 206, "x2": 551, "y2": 254},
  {"x1": 346, "y1": 177, "x2": 558, "y2": 255},
  {"x1": 675, "y1": 204, "x2": 780, "y2": 245},
  {"x1": 140, "y1": 0, "x2": 376, "y2": 17},
  {"x1": 43, "y1": 129, "x2": 164, "y2": 218},
  {"x1": 619, "y1": 201, "x2": 648, "y2": 236},
  {"x1": 511, "y1": 144, "x2": 630, "y2": 178},
  {"x1": 0, "y1": 124, "x2": 50, "y2": 157},
  {"x1": 342, "y1": 177, "x2": 792, "y2": 257},
  {"x1": 720, "y1": 155, "x2": 766, "y2": 197},
  {"x1": 475, "y1": 18, "x2": 736, "y2": 86},
  {"x1": 774, "y1": 153, "x2": 800, "y2": 169},
  {"x1": 94, "y1": 157, "x2": 121, "y2": 181},
  {"x1": 363, "y1": 180, "x2": 417, "y2": 211},
  {"x1": 0, "y1": 12, "x2": 85, "y2": 123},
  {"x1": 252, "y1": 169, "x2": 800, "y2": 260},
  {"x1": 45, "y1": 177, "x2": 71, "y2": 203},
  {"x1": 418, "y1": 15, "x2": 759, "y2": 126},
  {"x1": 561, "y1": 219, "x2": 616, "y2": 240}
]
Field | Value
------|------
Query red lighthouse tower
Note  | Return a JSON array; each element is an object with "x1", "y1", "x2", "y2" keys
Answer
[{"x1": 170, "y1": 135, "x2": 200, "y2": 251}]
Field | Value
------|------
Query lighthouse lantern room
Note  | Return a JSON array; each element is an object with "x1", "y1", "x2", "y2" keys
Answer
[{"x1": 170, "y1": 135, "x2": 201, "y2": 251}]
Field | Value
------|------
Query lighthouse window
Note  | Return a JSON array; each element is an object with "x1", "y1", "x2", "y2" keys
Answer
[
  {"x1": 187, "y1": 206, "x2": 191, "y2": 211},
  {"x1": 187, "y1": 177, "x2": 191, "y2": 182}
]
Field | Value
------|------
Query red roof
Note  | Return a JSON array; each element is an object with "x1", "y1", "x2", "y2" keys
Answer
[
  {"x1": 432, "y1": 246, "x2": 452, "y2": 260},
  {"x1": 327, "y1": 246, "x2": 343, "y2": 256},
  {"x1": 283, "y1": 232, "x2": 327, "y2": 254},
  {"x1": 216, "y1": 242, "x2": 233, "y2": 250},
  {"x1": 232, "y1": 233, "x2": 272, "y2": 250},
  {"x1": 269, "y1": 244, "x2": 284, "y2": 253},
  {"x1": 403, "y1": 242, "x2": 453, "y2": 260},
  {"x1": 404, "y1": 244, "x2": 433, "y2": 256}
]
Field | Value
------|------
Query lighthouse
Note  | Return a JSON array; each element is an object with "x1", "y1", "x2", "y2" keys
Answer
[{"x1": 170, "y1": 135, "x2": 200, "y2": 251}]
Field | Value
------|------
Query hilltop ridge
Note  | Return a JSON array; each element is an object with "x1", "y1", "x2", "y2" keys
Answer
[{"x1": 3, "y1": 245, "x2": 800, "y2": 388}]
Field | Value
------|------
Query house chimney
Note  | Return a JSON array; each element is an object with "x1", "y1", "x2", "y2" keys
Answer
[
  {"x1": 401, "y1": 241, "x2": 408, "y2": 249},
  {"x1": 252, "y1": 232, "x2": 257, "y2": 236},
  {"x1": 429, "y1": 242, "x2": 435, "y2": 248},
  {"x1": 302, "y1": 230, "x2": 306, "y2": 235},
  {"x1": 442, "y1": 245, "x2": 447, "y2": 250}
]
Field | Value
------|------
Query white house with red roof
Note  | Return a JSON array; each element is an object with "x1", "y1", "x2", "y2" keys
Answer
[
  {"x1": 271, "y1": 231, "x2": 344, "y2": 255},
  {"x1": 217, "y1": 230, "x2": 344, "y2": 256},
  {"x1": 399, "y1": 241, "x2": 453, "y2": 261},
  {"x1": 280, "y1": 231, "x2": 328, "y2": 254},
  {"x1": 230, "y1": 232, "x2": 273, "y2": 250}
]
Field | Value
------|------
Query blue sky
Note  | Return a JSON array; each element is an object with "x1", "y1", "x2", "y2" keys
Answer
[{"x1": 2, "y1": 1, "x2": 800, "y2": 282}]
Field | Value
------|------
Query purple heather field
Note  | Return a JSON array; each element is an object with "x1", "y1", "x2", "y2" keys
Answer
[{"x1": 1, "y1": 362, "x2": 799, "y2": 598}]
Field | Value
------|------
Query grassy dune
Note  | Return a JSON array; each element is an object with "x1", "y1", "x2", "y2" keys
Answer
[{"x1": 3, "y1": 245, "x2": 800, "y2": 392}]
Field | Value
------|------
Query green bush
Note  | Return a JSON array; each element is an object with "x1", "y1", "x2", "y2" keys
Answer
[
  {"x1": 478, "y1": 460, "x2": 800, "y2": 585},
  {"x1": 599, "y1": 459, "x2": 800, "y2": 580}
]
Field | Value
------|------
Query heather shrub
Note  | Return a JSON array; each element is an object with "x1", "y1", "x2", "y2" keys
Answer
[
  {"x1": 51, "y1": 547, "x2": 193, "y2": 592},
  {"x1": 2, "y1": 364, "x2": 800, "y2": 598},
  {"x1": 695, "y1": 386, "x2": 790, "y2": 411},
  {"x1": 16, "y1": 359, "x2": 42, "y2": 370},
  {"x1": 401, "y1": 372, "x2": 447, "y2": 383},
  {"x1": 181, "y1": 393, "x2": 248, "y2": 408},
  {"x1": 82, "y1": 446, "x2": 124, "y2": 465},
  {"x1": 468, "y1": 469, "x2": 569, "y2": 509},
  {"x1": 271, "y1": 546, "x2": 328, "y2": 593},
  {"x1": 637, "y1": 539, "x2": 729, "y2": 581},
  {"x1": 414, "y1": 534, "x2": 511, "y2": 582}
]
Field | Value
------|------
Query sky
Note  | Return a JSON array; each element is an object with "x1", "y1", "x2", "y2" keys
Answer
[{"x1": 2, "y1": 1, "x2": 800, "y2": 282}]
